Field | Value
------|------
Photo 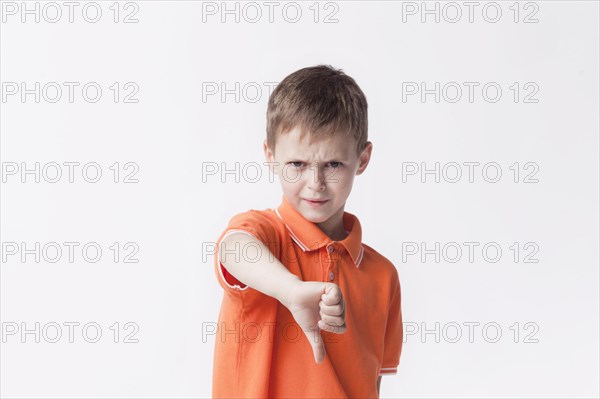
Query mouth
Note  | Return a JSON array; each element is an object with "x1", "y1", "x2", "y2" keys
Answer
[{"x1": 303, "y1": 198, "x2": 329, "y2": 206}]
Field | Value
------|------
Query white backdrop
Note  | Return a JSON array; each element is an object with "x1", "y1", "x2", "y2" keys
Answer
[{"x1": 1, "y1": 1, "x2": 598, "y2": 398}]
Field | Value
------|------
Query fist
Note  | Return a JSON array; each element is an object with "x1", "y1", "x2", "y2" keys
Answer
[
  {"x1": 286, "y1": 281, "x2": 346, "y2": 364},
  {"x1": 318, "y1": 284, "x2": 346, "y2": 334}
]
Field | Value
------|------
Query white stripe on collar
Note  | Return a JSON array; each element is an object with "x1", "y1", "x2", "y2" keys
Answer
[
  {"x1": 275, "y1": 207, "x2": 310, "y2": 251},
  {"x1": 355, "y1": 245, "x2": 364, "y2": 268},
  {"x1": 274, "y1": 207, "x2": 364, "y2": 268}
]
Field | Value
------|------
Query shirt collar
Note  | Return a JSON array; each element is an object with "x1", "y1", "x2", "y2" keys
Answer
[{"x1": 274, "y1": 195, "x2": 364, "y2": 268}]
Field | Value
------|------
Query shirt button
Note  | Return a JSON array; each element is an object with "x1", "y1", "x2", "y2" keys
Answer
[
  {"x1": 329, "y1": 271, "x2": 335, "y2": 281},
  {"x1": 327, "y1": 246, "x2": 334, "y2": 253}
]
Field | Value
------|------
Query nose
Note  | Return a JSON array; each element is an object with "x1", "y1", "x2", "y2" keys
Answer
[{"x1": 307, "y1": 163, "x2": 326, "y2": 192}]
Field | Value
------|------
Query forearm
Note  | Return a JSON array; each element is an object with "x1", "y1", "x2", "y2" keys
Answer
[{"x1": 219, "y1": 232, "x2": 301, "y2": 308}]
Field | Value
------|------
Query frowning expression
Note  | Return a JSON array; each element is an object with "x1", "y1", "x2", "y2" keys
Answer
[{"x1": 264, "y1": 127, "x2": 372, "y2": 228}]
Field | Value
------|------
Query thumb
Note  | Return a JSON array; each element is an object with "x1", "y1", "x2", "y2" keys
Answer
[
  {"x1": 305, "y1": 326, "x2": 326, "y2": 364},
  {"x1": 321, "y1": 283, "x2": 342, "y2": 305}
]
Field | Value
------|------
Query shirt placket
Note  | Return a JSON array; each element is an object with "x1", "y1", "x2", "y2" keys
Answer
[{"x1": 323, "y1": 243, "x2": 341, "y2": 282}]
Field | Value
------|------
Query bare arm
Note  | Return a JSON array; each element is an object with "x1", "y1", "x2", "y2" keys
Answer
[
  {"x1": 377, "y1": 376, "x2": 381, "y2": 396},
  {"x1": 219, "y1": 232, "x2": 347, "y2": 364},
  {"x1": 219, "y1": 232, "x2": 301, "y2": 308}
]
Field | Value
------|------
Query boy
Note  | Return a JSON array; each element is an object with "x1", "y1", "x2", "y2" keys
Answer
[{"x1": 212, "y1": 65, "x2": 402, "y2": 398}]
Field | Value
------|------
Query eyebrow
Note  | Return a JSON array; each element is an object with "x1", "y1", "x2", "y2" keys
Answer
[{"x1": 286, "y1": 159, "x2": 344, "y2": 163}]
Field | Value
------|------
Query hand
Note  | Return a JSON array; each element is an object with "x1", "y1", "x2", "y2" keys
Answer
[{"x1": 285, "y1": 281, "x2": 347, "y2": 364}]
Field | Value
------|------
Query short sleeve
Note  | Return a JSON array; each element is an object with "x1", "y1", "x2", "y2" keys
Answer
[
  {"x1": 380, "y1": 271, "x2": 403, "y2": 376},
  {"x1": 214, "y1": 210, "x2": 279, "y2": 291}
]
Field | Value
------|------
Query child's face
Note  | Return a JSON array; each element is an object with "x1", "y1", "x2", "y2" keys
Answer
[{"x1": 264, "y1": 127, "x2": 372, "y2": 227}]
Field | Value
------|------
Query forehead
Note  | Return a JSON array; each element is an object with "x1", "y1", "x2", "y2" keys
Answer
[{"x1": 275, "y1": 128, "x2": 355, "y2": 159}]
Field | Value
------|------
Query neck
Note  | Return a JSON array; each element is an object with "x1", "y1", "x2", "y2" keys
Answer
[{"x1": 317, "y1": 205, "x2": 347, "y2": 241}]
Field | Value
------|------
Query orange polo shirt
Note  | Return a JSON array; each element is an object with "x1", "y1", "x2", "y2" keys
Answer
[{"x1": 212, "y1": 195, "x2": 402, "y2": 398}]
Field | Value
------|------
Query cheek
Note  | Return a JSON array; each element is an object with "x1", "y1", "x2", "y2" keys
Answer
[
  {"x1": 328, "y1": 170, "x2": 353, "y2": 187},
  {"x1": 277, "y1": 166, "x2": 302, "y2": 183},
  {"x1": 278, "y1": 174, "x2": 301, "y2": 194}
]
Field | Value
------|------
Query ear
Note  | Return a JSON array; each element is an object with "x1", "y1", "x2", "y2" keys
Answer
[
  {"x1": 355, "y1": 141, "x2": 373, "y2": 175},
  {"x1": 264, "y1": 139, "x2": 278, "y2": 175}
]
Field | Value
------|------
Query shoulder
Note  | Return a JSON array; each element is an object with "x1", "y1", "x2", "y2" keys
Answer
[
  {"x1": 227, "y1": 207, "x2": 283, "y2": 229},
  {"x1": 361, "y1": 243, "x2": 400, "y2": 285},
  {"x1": 223, "y1": 207, "x2": 287, "y2": 245},
  {"x1": 361, "y1": 243, "x2": 397, "y2": 272}
]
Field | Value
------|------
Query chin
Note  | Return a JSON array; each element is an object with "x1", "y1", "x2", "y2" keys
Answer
[
  {"x1": 304, "y1": 215, "x2": 327, "y2": 223},
  {"x1": 299, "y1": 209, "x2": 330, "y2": 223}
]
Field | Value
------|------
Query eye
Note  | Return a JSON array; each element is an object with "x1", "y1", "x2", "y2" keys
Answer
[
  {"x1": 288, "y1": 161, "x2": 304, "y2": 168},
  {"x1": 327, "y1": 162, "x2": 343, "y2": 168}
]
